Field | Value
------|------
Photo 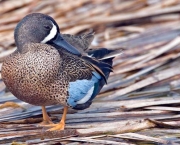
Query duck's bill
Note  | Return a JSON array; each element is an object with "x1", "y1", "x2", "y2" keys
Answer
[{"x1": 50, "y1": 33, "x2": 81, "y2": 56}]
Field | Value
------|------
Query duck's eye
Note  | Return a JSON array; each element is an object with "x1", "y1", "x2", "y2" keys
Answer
[{"x1": 44, "y1": 25, "x2": 51, "y2": 30}]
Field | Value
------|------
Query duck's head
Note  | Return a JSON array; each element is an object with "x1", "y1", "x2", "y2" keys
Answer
[{"x1": 14, "y1": 13, "x2": 80, "y2": 55}]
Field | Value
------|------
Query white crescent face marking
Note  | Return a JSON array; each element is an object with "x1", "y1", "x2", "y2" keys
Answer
[{"x1": 41, "y1": 21, "x2": 57, "y2": 43}]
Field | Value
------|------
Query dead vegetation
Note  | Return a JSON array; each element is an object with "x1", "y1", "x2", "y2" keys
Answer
[{"x1": 0, "y1": 0, "x2": 180, "y2": 144}]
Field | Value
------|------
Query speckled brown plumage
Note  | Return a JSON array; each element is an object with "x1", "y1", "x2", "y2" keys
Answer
[{"x1": 2, "y1": 43, "x2": 94, "y2": 106}]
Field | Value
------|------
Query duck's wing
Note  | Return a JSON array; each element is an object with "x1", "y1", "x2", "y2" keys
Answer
[
  {"x1": 59, "y1": 51, "x2": 100, "y2": 109},
  {"x1": 72, "y1": 48, "x2": 124, "y2": 110},
  {"x1": 62, "y1": 48, "x2": 123, "y2": 110},
  {"x1": 62, "y1": 30, "x2": 94, "y2": 53}
]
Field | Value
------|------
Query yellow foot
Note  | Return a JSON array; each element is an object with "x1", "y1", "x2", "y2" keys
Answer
[{"x1": 47, "y1": 122, "x2": 65, "y2": 131}]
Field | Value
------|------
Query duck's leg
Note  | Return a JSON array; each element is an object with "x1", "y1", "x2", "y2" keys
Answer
[
  {"x1": 40, "y1": 106, "x2": 54, "y2": 125},
  {"x1": 48, "y1": 106, "x2": 68, "y2": 131}
]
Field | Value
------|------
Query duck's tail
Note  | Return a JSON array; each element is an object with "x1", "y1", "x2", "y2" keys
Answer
[
  {"x1": 87, "y1": 48, "x2": 123, "y2": 90},
  {"x1": 85, "y1": 48, "x2": 123, "y2": 82}
]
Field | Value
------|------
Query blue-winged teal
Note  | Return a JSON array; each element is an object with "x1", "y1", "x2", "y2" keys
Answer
[{"x1": 2, "y1": 13, "x2": 122, "y2": 131}]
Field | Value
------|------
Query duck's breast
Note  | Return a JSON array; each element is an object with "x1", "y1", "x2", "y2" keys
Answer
[{"x1": 2, "y1": 44, "x2": 62, "y2": 106}]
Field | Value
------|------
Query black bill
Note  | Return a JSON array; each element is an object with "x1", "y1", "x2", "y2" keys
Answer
[{"x1": 50, "y1": 33, "x2": 81, "y2": 56}]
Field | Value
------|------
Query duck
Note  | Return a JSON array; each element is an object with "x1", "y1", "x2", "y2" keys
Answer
[{"x1": 1, "y1": 13, "x2": 122, "y2": 131}]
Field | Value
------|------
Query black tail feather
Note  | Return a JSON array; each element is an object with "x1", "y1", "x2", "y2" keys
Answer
[
  {"x1": 87, "y1": 48, "x2": 116, "y2": 78},
  {"x1": 87, "y1": 48, "x2": 114, "y2": 60}
]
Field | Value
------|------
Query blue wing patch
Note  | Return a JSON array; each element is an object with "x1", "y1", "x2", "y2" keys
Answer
[{"x1": 67, "y1": 72, "x2": 101, "y2": 107}]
